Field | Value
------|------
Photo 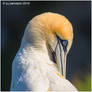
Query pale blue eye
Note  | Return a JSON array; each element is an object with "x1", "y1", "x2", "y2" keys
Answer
[
  {"x1": 62, "y1": 40, "x2": 68, "y2": 47},
  {"x1": 56, "y1": 35, "x2": 68, "y2": 52}
]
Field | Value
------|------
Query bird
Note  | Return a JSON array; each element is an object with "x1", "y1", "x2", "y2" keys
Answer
[{"x1": 10, "y1": 12, "x2": 78, "y2": 91}]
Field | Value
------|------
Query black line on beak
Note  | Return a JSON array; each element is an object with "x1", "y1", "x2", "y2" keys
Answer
[
  {"x1": 55, "y1": 35, "x2": 68, "y2": 76},
  {"x1": 56, "y1": 35, "x2": 68, "y2": 52},
  {"x1": 48, "y1": 44, "x2": 56, "y2": 63}
]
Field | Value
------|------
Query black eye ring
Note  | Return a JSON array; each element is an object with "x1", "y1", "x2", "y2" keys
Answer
[
  {"x1": 61, "y1": 40, "x2": 68, "y2": 52},
  {"x1": 56, "y1": 35, "x2": 68, "y2": 52},
  {"x1": 59, "y1": 39, "x2": 68, "y2": 52},
  {"x1": 62, "y1": 40, "x2": 68, "y2": 47}
]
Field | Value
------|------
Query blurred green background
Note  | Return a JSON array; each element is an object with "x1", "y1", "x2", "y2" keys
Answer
[{"x1": 1, "y1": 1, "x2": 91, "y2": 91}]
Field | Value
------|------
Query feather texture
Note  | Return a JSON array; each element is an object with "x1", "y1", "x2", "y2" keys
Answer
[
  {"x1": 11, "y1": 44, "x2": 78, "y2": 91},
  {"x1": 11, "y1": 12, "x2": 78, "y2": 91}
]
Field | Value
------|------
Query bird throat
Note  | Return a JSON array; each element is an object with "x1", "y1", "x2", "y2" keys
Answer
[{"x1": 47, "y1": 44, "x2": 56, "y2": 63}]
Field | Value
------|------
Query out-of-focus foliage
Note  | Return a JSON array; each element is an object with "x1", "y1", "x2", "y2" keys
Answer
[{"x1": 72, "y1": 73, "x2": 91, "y2": 91}]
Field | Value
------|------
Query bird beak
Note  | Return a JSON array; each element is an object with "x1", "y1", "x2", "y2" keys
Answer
[{"x1": 55, "y1": 37, "x2": 67, "y2": 78}]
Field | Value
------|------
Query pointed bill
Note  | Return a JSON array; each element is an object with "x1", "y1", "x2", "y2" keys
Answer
[{"x1": 55, "y1": 39, "x2": 67, "y2": 78}]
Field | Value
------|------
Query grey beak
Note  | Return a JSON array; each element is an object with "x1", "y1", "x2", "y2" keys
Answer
[{"x1": 55, "y1": 36, "x2": 67, "y2": 78}]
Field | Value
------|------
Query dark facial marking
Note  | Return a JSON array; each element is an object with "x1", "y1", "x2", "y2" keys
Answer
[
  {"x1": 56, "y1": 35, "x2": 68, "y2": 52},
  {"x1": 48, "y1": 44, "x2": 56, "y2": 63}
]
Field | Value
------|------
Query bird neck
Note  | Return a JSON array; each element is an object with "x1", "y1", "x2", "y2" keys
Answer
[{"x1": 20, "y1": 41, "x2": 52, "y2": 64}]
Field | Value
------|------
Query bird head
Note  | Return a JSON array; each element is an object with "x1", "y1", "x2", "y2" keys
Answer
[{"x1": 22, "y1": 12, "x2": 73, "y2": 78}]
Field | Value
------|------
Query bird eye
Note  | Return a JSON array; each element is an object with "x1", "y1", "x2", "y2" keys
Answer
[
  {"x1": 61, "y1": 40, "x2": 68, "y2": 52},
  {"x1": 58, "y1": 39, "x2": 68, "y2": 52},
  {"x1": 62, "y1": 40, "x2": 68, "y2": 47},
  {"x1": 56, "y1": 35, "x2": 68, "y2": 52}
]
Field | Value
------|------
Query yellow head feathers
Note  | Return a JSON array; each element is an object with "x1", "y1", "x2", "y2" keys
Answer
[
  {"x1": 31, "y1": 12, "x2": 73, "y2": 39},
  {"x1": 23, "y1": 12, "x2": 73, "y2": 53},
  {"x1": 29, "y1": 12, "x2": 73, "y2": 52}
]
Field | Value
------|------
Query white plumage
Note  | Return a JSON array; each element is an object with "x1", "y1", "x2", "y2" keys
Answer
[{"x1": 10, "y1": 12, "x2": 78, "y2": 91}]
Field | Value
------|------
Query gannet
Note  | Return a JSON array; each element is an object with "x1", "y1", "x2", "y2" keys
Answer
[{"x1": 10, "y1": 12, "x2": 78, "y2": 91}]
